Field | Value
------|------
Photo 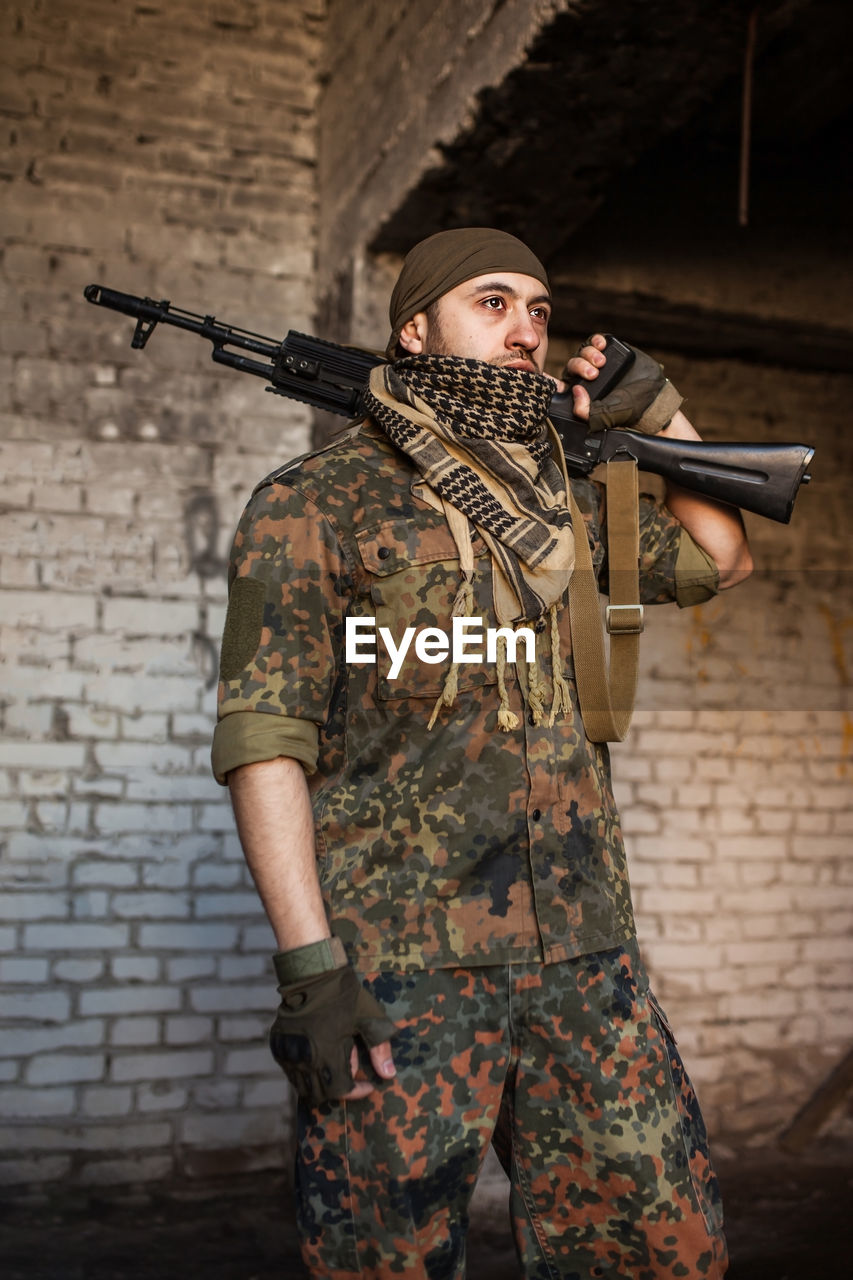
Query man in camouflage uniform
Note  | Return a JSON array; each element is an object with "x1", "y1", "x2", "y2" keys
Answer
[{"x1": 212, "y1": 228, "x2": 752, "y2": 1279}]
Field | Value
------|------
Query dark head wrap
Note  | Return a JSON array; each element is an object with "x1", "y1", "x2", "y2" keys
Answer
[{"x1": 386, "y1": 227, "x2": 550, "y2": 359}]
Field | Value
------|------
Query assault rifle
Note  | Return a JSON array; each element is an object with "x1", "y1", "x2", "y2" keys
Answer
[{"x1": 83, "y1": 284, "x2": 814, "y2": 523}]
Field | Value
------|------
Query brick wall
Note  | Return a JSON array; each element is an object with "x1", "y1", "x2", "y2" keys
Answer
[{"x1": 0, "y1": 0, "x2": 322, "y2": 1186}]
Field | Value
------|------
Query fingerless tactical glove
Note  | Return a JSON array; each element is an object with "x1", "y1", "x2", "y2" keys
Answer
[
  {"x1": 582, "y1": 338, "x2": 683, "y2": 435},
  {"x1": 269, "y1": 937, "x2": 396, "y2": 1103}
]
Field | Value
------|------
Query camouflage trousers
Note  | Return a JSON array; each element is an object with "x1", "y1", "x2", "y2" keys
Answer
[{"x1": 295, "y1": 941, "x2": 727, "y2": 1279}]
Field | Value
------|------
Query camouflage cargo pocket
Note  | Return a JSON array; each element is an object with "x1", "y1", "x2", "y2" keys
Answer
[{"x1": 355, "y1": 517, "x2": 499, "y2": 701}]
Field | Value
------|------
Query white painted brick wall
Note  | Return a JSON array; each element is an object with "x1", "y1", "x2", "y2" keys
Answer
[{"x1": 1, "y1": 0, "x2": 322, "y2": 1187}]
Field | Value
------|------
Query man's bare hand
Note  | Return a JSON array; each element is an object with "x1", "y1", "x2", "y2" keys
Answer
[
  {"x1": 343, "y1": 1040, "x2": 397, "y2": 1101},
  {"x1": 550, "y1": 332, "x2": 608, "y2": 421},
  {"x1": 565, "y1": 332, "x2": 607, "y2": 383}
]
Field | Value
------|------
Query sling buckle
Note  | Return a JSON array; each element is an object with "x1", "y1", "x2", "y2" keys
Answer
[{"x1": 605, "y1": 603, "x2": 645, "y2": 635}]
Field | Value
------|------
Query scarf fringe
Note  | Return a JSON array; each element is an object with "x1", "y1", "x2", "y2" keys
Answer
[
  {"x1": 526, "y1": 655, "x2": 547, "y2": 726},
  {"x1": 548, "y1": 604, "x2": 573, "y2": 725},
  {"x1": 428, "y1": 576, "x2": 474, "y2": 731},
  {"x1": 426, "y1": 581, "x2": 572, "y2": 734},
  {"x1": 495, "y1": 635, "x2": 520, "y2": 732}
]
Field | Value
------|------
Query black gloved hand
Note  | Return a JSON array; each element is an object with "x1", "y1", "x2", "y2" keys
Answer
[
  {"x1": 269, "y1": 942, "x2": 396, "y2": 1103},
  {"x1": 583, "y1": 339, "x2": 683, "y2": 434}
]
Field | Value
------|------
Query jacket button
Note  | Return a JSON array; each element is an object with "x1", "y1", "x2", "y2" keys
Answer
[
  {"x1": 378, "y1": 546, "x2": 391, "y2": 559},
  {"x1": 535, "y1": 618, "x2": 546, "y2": 633},
  {"x1": 532, "y1": 808, "x2": 542, "y2": 822}
]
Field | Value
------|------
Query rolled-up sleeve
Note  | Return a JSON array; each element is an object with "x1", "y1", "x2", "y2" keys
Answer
[
  {"x1": 636, "y1": 494, "x2": 720, "y2": 606},
  {"x1": 211, "y1": 481, "x2": 352, "y2": 785},
  {"x1": 211, "y1": 711, "x2": 320, "y2": 785},
  {"x1": 672, "y1": 532, "x2": 719, "y2": 608}
]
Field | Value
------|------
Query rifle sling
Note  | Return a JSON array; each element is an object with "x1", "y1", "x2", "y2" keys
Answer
[{"x1": 568, "y1": 457, "x2": 641, "y2": 742}]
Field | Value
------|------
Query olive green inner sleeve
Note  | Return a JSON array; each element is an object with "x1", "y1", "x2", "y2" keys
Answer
[
  {"x1": 211, "y1": 711, "x2": 320, "y2": 785},
  {"x1": 674, "y1": 533, "x2": 720, "y2": 608}
]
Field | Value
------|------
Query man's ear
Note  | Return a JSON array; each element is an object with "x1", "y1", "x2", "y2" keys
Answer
[{"x1": 398, "y1": 312, "x2": 429, "y2": 354}]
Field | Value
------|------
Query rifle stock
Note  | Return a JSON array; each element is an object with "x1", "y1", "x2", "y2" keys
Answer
[
  {"x1": 83, "y1": 284, "x2": 814, "y2": 523},
  {"x1": 548, "y1": 400, "x2": 814, "y2": 524}
]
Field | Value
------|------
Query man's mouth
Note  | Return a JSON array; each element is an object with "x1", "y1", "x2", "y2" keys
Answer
[{"x1": 500, "y1": 357, "x2": 537, "y2": 373}]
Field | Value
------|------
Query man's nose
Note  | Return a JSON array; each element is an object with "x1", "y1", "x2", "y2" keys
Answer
[{"x1": 506, "y1": 308, "x2": 539, "y2": 351}]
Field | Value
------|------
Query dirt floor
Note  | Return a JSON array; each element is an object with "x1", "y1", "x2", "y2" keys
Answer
[{"x1": 1, "y1": 1146, "x2": 850, "y2": 1279}]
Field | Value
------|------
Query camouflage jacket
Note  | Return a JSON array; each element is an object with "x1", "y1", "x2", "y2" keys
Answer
[{"x1": 213, "y1": 419, "x2": 718, "y2": 971}]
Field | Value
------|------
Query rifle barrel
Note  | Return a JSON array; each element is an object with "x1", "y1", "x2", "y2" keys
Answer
[{"x1": 84, "y1": 284, "x2": 281, "y2": 358}]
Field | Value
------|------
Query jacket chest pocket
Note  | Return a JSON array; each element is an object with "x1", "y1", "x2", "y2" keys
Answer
[{"x1": 354, "y1": 518, "x2": 500, "y2": 701}]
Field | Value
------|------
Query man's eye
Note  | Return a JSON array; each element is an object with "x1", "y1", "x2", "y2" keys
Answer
[
  {"x1": 483, "y1": 297, "x2": 505, "y2": 311},
  {"x1": 531, "y1": 307, "x2": 550, "y2": 322}
]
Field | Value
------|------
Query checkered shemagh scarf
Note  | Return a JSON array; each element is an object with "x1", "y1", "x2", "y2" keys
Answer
[{"x1": 364, "y1": 355, "x2": 574, "y2": 626}]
